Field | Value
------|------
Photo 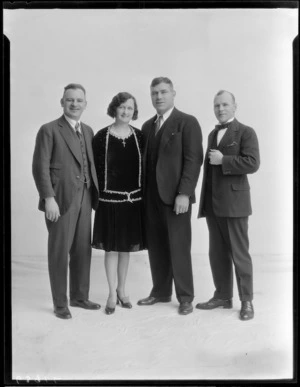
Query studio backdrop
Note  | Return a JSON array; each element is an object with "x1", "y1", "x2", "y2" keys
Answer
[{"x1": 4, "y1": 8, "x2": 297, "y2": 258}]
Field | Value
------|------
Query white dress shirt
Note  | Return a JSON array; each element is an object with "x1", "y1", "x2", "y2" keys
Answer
[
  {"x1": 64, "y1": 114, "x2": 82, "y2": 134},
  {"x1": 217, "y1": 117, "x2": 234, "y2": 146},
  {"x1": 155, "y1": 106, "x2": 175, "y2": 129}
]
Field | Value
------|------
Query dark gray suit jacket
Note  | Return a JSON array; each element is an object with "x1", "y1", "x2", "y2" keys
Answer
[
  {"x1": 142, "y1": 107, "x2": 203, "y2": 205},
  {"x1": 198, "y1": 118, "x2": 260, "y2": 218}
]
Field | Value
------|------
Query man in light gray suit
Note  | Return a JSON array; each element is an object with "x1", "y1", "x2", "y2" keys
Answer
[{"x1": 33, "y1": 83, "x2": 100, "y2": 319}]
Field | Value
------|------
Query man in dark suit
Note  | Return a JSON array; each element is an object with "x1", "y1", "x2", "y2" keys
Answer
[
  {"x1": 137, "y1": 77, "x2": 203, "y2": 315},
  {"x1": 32, "y1": 83, "x2": 100, "y2": 319},
  {"x1": 196, "y1": 90, "x2": 260, "y2": 320}
]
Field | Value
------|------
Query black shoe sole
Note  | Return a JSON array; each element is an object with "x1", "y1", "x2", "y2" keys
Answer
[
  {"x1": 69, "y1": 302, "x2": 100, "y2": 310},
  {"x1": 105, "y1": 307, "x2": 115, "y2": 315},
  {"x1": 240, "y1": 314, "x2": 254, "y2": 321},
  {"x1": 54, "y1": 313, "x2": 72, "y2": 319},
  {"x1": 137, "y1": 297, "x2": 171, "y2": 306},
  {"x1": 178, "y1": 309, "x2": 193, "y2": 315},
  {"x1": 195, "y1": 304, "x2": 232, "y2": 310}
]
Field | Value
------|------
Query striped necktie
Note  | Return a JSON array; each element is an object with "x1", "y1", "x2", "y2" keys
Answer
[
  {"x1": 75, "y1": 122, "x2": 81, "y2": 138},
  {"x1": 155, "y1": 115, "x2": 163, "y2": 135}
]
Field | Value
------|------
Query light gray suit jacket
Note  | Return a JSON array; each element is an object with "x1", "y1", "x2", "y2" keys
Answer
[{"x1": 32, "y1": 115, "x2": 99, "y2": 215}]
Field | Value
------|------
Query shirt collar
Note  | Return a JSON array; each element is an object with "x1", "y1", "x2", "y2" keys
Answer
[
  {"x1": 64, "y1": 114, "x2": 81, "y2": 131},
  {"x1": 217, "y1": 117, "x2": 235, "y2": 126},
  {"x1": 155, "y1": 106, "x2": 175, "y2": 123}
]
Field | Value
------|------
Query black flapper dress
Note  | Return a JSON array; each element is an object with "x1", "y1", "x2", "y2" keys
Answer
[{"x1": 92, "y1": 126, "x2": 146, "y2": 252}]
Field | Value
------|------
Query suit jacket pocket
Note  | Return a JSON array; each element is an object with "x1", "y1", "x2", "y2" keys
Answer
[
  {"x1": 223, "y1": 143, "x2": 238, "y2": 155},
  {"x1": 50, "y1": 163, "x2": 62, "y2": 169},
  {"x1": 50, "y1": 163, "x2": 62, "y2": 185},
  {"x1": 226, "y1": 141, "x2": 238, "y2": 147},
  {"x1": 165, "y1": 131, "x2": 182, "y2": 146},
  {"x1": 231, "y1": 183, "x2": 250, "y2": 191}
]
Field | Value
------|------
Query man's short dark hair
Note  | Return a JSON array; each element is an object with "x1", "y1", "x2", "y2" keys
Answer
[
  {"x1": 107, "y1": 92, "x2": 139, "y2": 120},
  {"x1": 63, "y1": 83, "x2": 86, "y2": 96},
  {"x1": 150, "y1": 77, "x2": 174, "y2": 89},
  {"x1": 215, "y1": 90, "x2": 236, "y2": 103}
]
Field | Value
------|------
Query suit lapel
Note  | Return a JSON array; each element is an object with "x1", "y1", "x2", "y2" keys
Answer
[
  {"x1": 205, "y1": 119, "x2": 238, "y2": 161},
  {"x1": 207, "y1": 131, "x2": 215, "y2": 152},
  {"x1": 158, "y1": 108, "x2": 179, "y2": 151},
  {"x1": 217, "y1": 118, "x2": 239, "y2": 150},
  {"x1": 203, "y1": 129, "x2": 216, "y2": 164},
  {"x1": 143, "y1": 116, "x2": 156, "y2": 163},
  {"x1": 81, "y1": 123, "x2": 99, "y2": 190},
  {"x1": 58, "y1": 116, "x2": 82, "y2": 165},
  {"x1": 81, "y1": 123, "x2": 93, "y2": 163}
]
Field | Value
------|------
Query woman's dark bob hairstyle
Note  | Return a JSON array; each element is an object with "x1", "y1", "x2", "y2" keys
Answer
[{"x1": 107, "y1": 92, "x2": 138, "y2": 120}]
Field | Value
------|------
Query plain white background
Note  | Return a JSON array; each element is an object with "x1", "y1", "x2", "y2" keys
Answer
[{"x1": 4, "y1": 8, "x2": 298, "y2": 258}]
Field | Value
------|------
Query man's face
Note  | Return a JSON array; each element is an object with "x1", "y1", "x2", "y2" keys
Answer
[
  {"x1": 61, "y1": 88, "x2": 87, "y2": 121},
  {"x1": 213, "y1": 92, "x2": 237, "y2": 124},
  {"x1": 150, "y1": 82, "x2": 175, "y2": 115}
]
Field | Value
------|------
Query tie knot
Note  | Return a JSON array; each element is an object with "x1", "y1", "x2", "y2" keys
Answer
[
  {"x1": 215, "y1": 122, "x2": 230, "y2": 131},
  {"x1": 75, "y1": 122, "x2": 81, "y2": 139},
  {"x1": 155, "y1": 115, "x2": 163, "y2": 135}
]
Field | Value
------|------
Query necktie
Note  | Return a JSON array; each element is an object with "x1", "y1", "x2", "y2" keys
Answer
[
  {"x1": 215, "y1": 122, "x2": 231, "y2": 131},
  {"x1": 215, "y1": 122, "x2": 231, "y2": 146},
  {"x1": 155, "y1": 115, "x2": 163, "y2": 135},
  {"x1": 75, "y1": 122, "x2": 81, "y2": 138}
]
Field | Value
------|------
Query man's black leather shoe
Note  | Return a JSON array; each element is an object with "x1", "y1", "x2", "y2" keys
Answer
[
  {"x1": 137, "y1": 296, "x2": 171, "y2": 306},
  {"x1": 196, "y1": 297, "x2": 232, "y2": 310},
  {"x1": 240, "y1": 301, "x2": 254, "y2": 321},
  {"x1": 70, "y1": 300, "x2": 101, "y2": 310},
  {"x1": 178, "y1": 302, "x2": 193, "y2": 315},
  {"x1": 54, "y1": 306, "x2": 72, "y2": 319}
]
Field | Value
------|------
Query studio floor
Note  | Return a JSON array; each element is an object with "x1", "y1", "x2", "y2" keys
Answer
[{"x1": 11, "y1": 252, "x2": 293, "y2": 382}]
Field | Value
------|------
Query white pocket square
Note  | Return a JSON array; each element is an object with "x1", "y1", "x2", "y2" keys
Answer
[{"x1": 227, "y1": 141, "x2": 237, "y2": 147}]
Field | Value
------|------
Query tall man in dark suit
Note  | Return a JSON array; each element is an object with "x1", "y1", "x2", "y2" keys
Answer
[
  {"x1": 32, "y1": 83, "x2": 100, "y2": 319},
  {"x1": 196, "y1": 90, "x2": 260, "y2": 321},
  {"x1": 137, "y1": 77, "x2": 203, "y2": 315}
]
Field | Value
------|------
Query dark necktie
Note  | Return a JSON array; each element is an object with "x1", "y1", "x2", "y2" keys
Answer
[
  {"x1": 215, "y1": 122, "x2": 231, "y2": 131},
  {"x1": 155, "y1": 115, "x2": 163, "y2": 135},
  {"x1": 75, "y1": 122, "x2": 81, "y2": 138}
]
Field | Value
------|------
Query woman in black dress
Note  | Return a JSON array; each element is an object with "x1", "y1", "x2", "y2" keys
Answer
[{"x1": 92, "y1": 92, "x2": 145, "y2": 314}]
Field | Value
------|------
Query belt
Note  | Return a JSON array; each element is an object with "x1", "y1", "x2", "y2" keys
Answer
[{"x1": 99, "y1": 188, "x2": 142, "y2": 203}]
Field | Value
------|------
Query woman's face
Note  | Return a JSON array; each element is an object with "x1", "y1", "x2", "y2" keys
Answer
[{"x1": 115, "y1": 98, "x2": 135, "y2": 124}]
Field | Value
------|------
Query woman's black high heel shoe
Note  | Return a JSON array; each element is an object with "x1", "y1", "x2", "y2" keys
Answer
[
  {"x1": 105, "y1": 298, "x2": 116, "y2": 315},
  {"x1": 116, "y1": 292, "x2": 132, "y2": 309}
]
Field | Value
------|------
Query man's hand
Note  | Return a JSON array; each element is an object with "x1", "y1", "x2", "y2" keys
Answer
[
  {"x1": 45, "y1": 197, "x2": 60, "y2": 222},
  {"x1": 173, "y1": 194, "x2": 189, "y2": 215},
  {"x1": 209, "y1": 149, "x2": 223, "y2": 165}
]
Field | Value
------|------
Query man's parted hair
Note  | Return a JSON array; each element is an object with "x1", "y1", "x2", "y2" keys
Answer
[
  {"x1": 107, "y1": 92, "x2": 139, "y2": 120},
  {"x1": 150, "y1": 77, "x2": 174, "y2": 89},
  {"x1": 63, "y1": 83, "x2": 86, "y2": 97},
  {"x1": 215, "y1": 90, "x2": 236, "y2": 103}
]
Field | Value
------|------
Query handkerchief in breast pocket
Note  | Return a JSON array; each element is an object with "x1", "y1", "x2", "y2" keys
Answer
[{"x1": 226, "y1": 141, "x2": 238, "y2": 147}]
